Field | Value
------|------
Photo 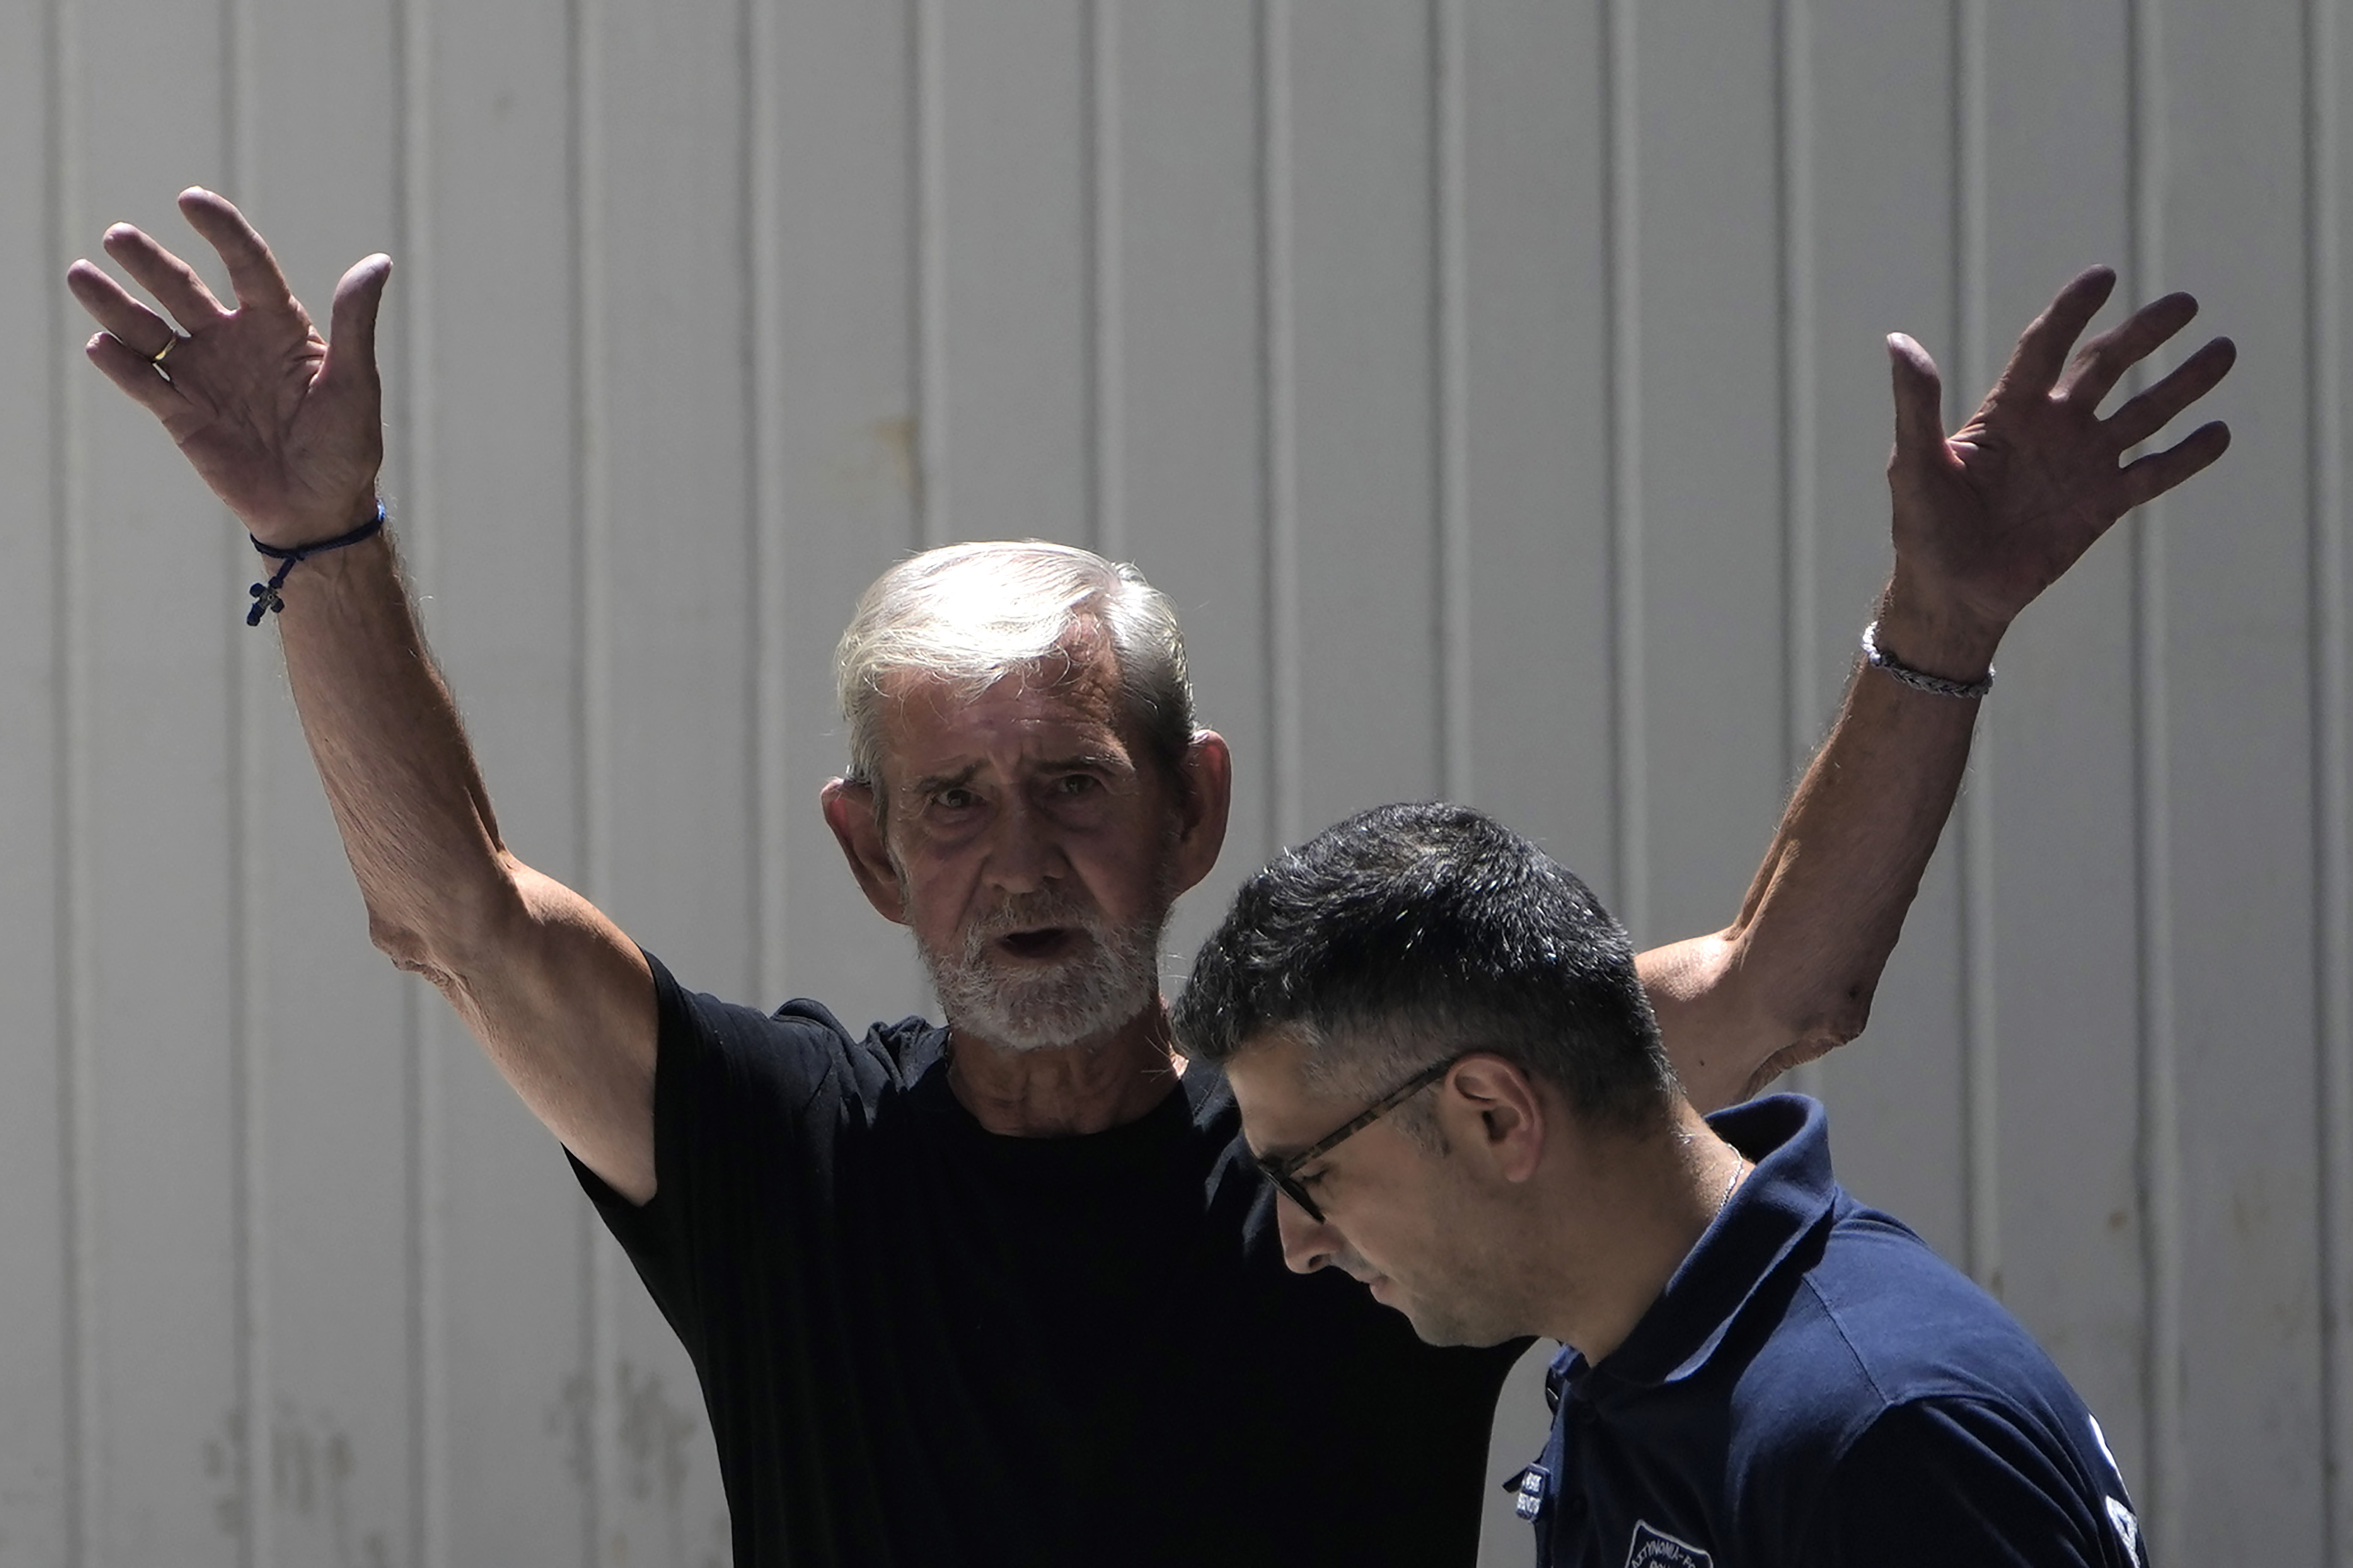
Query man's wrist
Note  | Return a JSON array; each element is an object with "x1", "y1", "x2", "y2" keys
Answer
[
  {"x1": 1873, "y1": 574, "x2": 2004, "y2": 684},
  {"x1": 247, "y1": 488, "x2": 384, "y2": 553},
  {"x1": 243, "y1": 497, "x2": 391, "y2": 626}
]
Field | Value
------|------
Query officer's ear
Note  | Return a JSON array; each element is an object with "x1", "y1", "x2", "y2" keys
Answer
[
  {"x1": 1437, "y1": 1056, "x2": 1547, "y2": 1184},
  {"x1": 822, "y1": 777, "x2": 908, "y2": 925}
]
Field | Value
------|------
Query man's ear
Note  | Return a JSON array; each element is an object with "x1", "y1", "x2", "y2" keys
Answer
[
  {"x1": 1440, "y1": 1056, "x2": 1548, "y2": 1184},
  {"x1": 821, "y1": 777, "x2": 909, "y2": 925},
  {"x1": 1167, "y1": 729, "x2": 1233, "y2": 897}
]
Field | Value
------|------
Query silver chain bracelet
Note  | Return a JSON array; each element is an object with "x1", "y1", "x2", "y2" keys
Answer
[{"x1": 1861, "y1": 620, "x2": 1994, "y2": 700}]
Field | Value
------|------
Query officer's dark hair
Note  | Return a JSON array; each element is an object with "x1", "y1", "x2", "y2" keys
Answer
[{"x1": 1172, "y1": 802, "x2": 1679, "y2": 1139}]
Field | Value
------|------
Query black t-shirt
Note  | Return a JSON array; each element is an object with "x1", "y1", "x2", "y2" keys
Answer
[{"x1": 572, "y1": 954, "x2": 1523, "y2": 1566}]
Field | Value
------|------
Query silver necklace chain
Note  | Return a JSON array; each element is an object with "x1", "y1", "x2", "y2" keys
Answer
[{"x1": 1716, "y1": 1157, "x2": 1749, "y2": 1218}]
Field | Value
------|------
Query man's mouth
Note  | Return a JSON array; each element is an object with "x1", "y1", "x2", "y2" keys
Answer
[{"x1": 995, "y1": 926, "x2": 1081, "y2": 962}]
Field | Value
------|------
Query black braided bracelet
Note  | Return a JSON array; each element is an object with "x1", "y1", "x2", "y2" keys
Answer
[{"x1": 246, "y1": 502, "x2": 387, "y2": 626}]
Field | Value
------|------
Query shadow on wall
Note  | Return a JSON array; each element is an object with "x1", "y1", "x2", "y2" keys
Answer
[
  {"x1": 205, "y1": 1403, "x2": 388, "y2": 1568},
  {"x1": 196, "y1": 1362, "x2": 726, "y2": 1568},
  {"x1": 556, "y1": 1359, "x2": 730, "y2": 1568}
]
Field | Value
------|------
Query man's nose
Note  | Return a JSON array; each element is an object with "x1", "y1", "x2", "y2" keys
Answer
[
  {"x1": 1275, "y1": 1194, "x2": 1338, "y2": 1275},
  {"x1": 981, "y1": 796, "x2": 1064, "y2": 893}
]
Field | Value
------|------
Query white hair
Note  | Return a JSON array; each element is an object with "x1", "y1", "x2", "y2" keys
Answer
[{"x1": 835, "y1": 540, "x2": 1196, "y2": 791}]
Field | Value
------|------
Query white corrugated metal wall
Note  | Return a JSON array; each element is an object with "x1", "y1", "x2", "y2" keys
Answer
[{"x1": 2, "y1": 1, "x2": 2346, "y2": 1564}]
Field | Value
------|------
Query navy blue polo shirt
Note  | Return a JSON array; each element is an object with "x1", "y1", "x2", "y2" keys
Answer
[{"x1": 1511, "y1": 1096, "x2": 2148, "y2": 1568}]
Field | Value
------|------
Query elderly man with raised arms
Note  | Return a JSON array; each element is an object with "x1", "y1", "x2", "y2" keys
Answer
[{"x1": 67, "y1": 189, "x2": 2229, "y2": 1565}]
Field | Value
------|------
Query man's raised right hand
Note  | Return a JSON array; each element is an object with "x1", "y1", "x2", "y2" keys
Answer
[
  {"x1": 68, "y1": 187, "x2": 660, "y2": 1201},
  {"x1": 67, "y1": 186, "x2": 390, "y2": 548}
]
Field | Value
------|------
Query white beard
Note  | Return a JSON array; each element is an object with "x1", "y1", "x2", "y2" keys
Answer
[{"x1": 918, "y1": 884, "x2": 1167, "y2": 1053}]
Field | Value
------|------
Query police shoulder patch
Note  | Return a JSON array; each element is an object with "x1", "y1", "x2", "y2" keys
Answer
[
  {"x1": 2104, "y1": 1497, "x2": 2143, "y2": 1567},
  {"x1": 1625, "y1": 1520, "x2": 1713, "y2": 1568}
]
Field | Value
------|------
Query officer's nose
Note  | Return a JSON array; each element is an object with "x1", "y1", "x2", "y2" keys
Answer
[{"x1": 1274, "y1": 1192, "x2": 1339, "y2": 1275}]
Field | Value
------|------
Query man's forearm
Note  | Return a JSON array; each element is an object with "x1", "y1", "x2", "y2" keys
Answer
[
  {"x1": 268, "y1": 514, "x2": 658, "y2": 1194},
  {"x1": 1638, "y1": 263, "x2": 2237, "y2": 1112},
  {"x1": 268, "y1": 505, "x2": 515, "y2": 977},
  {"x1": 1645, "y1": 585, "x2": 1997, "y2": 1112}
]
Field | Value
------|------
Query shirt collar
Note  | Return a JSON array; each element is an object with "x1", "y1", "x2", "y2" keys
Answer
[{"x1": 1563, "y1": 1094, "x2": 1838, "y2": 1392}]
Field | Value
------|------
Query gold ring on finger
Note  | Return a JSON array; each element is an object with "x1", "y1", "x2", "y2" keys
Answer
[{"x1": 150, "y1": 335, "x2": 180, "y2": 366}]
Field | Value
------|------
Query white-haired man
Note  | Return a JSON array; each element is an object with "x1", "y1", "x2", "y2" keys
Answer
[{"x1": 68, "y1": 191, "x2": 2229, "y2": 1565}]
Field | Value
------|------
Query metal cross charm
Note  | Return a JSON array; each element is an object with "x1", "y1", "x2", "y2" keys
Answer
[{"x1": 247, "y1": 580, "x2": 286, "y2": 626}]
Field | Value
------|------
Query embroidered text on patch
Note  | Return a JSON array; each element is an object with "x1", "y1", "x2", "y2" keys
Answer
[{"x1": 1625, "y1": 1520, "x2": 1713, "y2": 1568}]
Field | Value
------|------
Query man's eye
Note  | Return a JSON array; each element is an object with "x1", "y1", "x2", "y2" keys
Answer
[
  {"x1": 935, "y1": 787, "x2": 978, "y2": 810},
  {"x1": 1054, "y1": 774, "x2": 1099, "y2": 796}
]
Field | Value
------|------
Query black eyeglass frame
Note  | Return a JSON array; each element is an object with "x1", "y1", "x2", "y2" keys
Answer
[{"x1": 1254, "y1": 1054, "x2": 1464, "y2": 1225}]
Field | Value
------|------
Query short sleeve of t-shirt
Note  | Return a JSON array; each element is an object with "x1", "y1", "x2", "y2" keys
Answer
[
  {"x1": 569, "y1": 955, "x2": 960, "y2": 1565},
  {"x1": 1804, "y1": 1397, "x2": 2134, "y2": 1568},
  {"x1": 569, "y1": 952, "x2": 922, "y2": 1368}
]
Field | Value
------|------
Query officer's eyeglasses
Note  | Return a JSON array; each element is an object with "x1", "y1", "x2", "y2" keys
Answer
[{"x1": 1254, "y1": 1055, "x2": 1463, "y2": 1225}]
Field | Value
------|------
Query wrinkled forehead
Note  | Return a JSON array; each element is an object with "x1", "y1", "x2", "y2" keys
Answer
[{"x1": 871, "y1": 629, "x2": 1133, "y2": 772}]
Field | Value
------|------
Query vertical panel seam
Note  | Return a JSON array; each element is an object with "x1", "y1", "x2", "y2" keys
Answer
[
  {"x1": 1779, "y1": 0, "x2": 1835, "y2": 1105},
  {"x1": 747, "y1": 0, "x2": 789, "y2": 1006},
  {"x1": 1258, "y1": 0, "x2": 1301, "y2": 851},
  {"x1": 568, "y1": 0, "x2": 618, "y2": 1555},
  {"x1": 1776, "y1": 0, "x2": 1817, "y2": 785},
  {"x1": 1953, "y1": 0, "x2": 2002, "y2": 1301},
  {"x1": 2308, "y1": 0, "x2": 2351, "y2": 1554},
  {"x1": 1086, "y1": 0, "x2": 1125, "y2": 558},
  {"x1": 223, "y1": 0, "x2": 272, "y2": 1553},
  {"x1": 47, "y1": 0, "x2": 99, "y2": 1554},
  {"x1": 390, "y1": 0, "x2": 448, "y2": 1552},
  {"x1": 2125, "y1": 0, "x2": 2185, "y2": 1543},
  {"x1": 913, "y1": 0, "x2": 948, "y2": 546},
  {"x1": 1602, "y1": 0, "x2": 1645, "y2": 936},
  {"x1": 1775, "y1": 0, "x2": 1824, "y2": 1103},
  {"x1": 1433, "y1": 0, "x2": 1471, "y2": 805}
]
